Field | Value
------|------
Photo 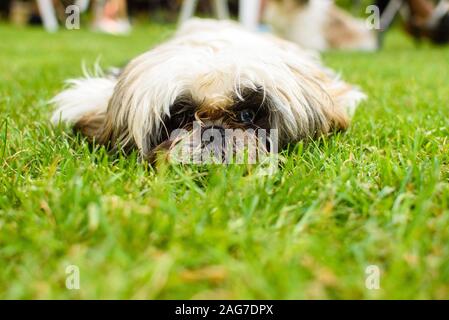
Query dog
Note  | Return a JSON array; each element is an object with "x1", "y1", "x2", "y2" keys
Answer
[
  {"x1": 51, "y1": 19, "x2": 365, "y2": 165},
  {"x1": 264, "y1": 0, "x2": 377, "y2": 51}
]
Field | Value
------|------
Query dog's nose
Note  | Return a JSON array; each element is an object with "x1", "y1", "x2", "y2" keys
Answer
[{"x1": 201, "y1": 125, "x2": 226, "y2": 139}]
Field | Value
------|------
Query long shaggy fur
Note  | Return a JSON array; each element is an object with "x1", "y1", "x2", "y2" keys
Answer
[{"x1": 51, "y1": 18, "x2": 366, "y2": 161}]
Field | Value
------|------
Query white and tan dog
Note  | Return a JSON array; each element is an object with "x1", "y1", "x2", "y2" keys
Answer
[
  {"x1": 52, "y1": 19, "x2": 365, "y2": 163},
  {"x1": 265, "y1": 0, "x2": 377, "y2": 51}
]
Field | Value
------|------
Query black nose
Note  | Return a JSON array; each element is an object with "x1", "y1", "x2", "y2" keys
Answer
[{"x1": 201, "y1": 125, "x2": 226, "y2": 139}]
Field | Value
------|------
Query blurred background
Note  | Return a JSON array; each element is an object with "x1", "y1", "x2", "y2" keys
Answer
[
  {"x1": 1, "y1": 0, "x2": 448, "y2": 50},
  {"x1": 0, "y1": 0, "x2": 371, "y2": 29}
]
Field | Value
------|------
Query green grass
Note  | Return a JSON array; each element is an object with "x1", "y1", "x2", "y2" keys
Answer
[{"x1": 1, "y1": 23, "x2": 449, "y2": 299}]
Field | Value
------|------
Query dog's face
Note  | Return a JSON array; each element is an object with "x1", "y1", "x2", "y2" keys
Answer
[
  {"x1": 146, "y1": 87, "x2": 274, "y2": 164},
  {"x1": 52, "y1": 19, "x2": 365, "y2": 165}
]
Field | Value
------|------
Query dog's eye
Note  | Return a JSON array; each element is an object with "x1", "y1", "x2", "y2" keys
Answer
[
  {"x1": 170, "y1": 111, "x2": 191, "y2": 127},
  {"x1": 238, "y1": 109, "x2": 256, "y2": 123}
]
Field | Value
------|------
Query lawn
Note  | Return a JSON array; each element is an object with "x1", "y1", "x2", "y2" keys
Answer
[{"x1": 0, "y1": 23, "x2": 448, "y2": 299}]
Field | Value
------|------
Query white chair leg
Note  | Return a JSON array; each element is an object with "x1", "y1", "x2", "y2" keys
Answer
[
  {"x1": 213, "y1": 0, "x2": 230, "y2": 20},
  {"x1": 428, "y1": 0, "x2": 449, "y2": 27},
  {"x1": 239, "y1": 0, "x2": 261, "y2": 31},
  {"x1": 179, "y1": 0, "x2": 199, "y2": 25},
  {"x1": 379, "y1": 0, "x2": 404, "y2": 31},
  {"x1": 36, "y1": 0, "x2": 59, "y2": 32}
]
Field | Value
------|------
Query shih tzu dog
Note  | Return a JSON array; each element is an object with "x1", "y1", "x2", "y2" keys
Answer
[
  {"x1": 51, "y1": 19, "x2": 365, "y2": 165},
  {"x1": 264, "y1": 0, "x2": 377, "y2": 51}
]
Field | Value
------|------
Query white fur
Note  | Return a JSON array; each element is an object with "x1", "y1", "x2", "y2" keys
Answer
[
  {"x1": 51, "y1": 77, "x2": 116, "y2": 124},
  {"x1": 52, "y1": 18, "x2": 365, "y2": 156}
]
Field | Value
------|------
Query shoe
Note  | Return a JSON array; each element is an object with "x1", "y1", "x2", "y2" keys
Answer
[{"x1": 93, "y1": 18, "x2": 131, "y2": 36}]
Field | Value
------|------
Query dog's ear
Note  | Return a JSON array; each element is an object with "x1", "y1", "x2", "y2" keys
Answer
[
  {"x1": 276, "y1": 63, "x2": 365, "y2": 142},
  {"x1": 259, "y1": 34, "x2": 364, "y2": 137},
  {"x1": 324, "y1": 82, "x2": 365, "y2": 132},
  {"x1": 313, "y1": 72, "x2": 366, "y2": 134}
]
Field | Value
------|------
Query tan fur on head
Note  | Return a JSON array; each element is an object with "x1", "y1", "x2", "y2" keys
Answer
[{"x1": 51, "y1": 18, "x2": 365, "y2": 162}]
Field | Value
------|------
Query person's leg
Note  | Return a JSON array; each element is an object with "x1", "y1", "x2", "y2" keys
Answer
[
  {"x1": 93, "y1": 0, "x2": 131, "y2": 35},
  {"x1": 36, "y1": 0, "x2": 59, "y2": 32},
  {"x1": 179, "y1": 0, "x2": 199, "y2": 25},
  {"x1": 101, "y1": 0, "x2": 126, "y2": 20},
  {"x1": 213, "y1": 0, "x2": 230, "y2": 20},
  {"x1": 239, "y1": 0, "x2": 261, "y2": 30}
]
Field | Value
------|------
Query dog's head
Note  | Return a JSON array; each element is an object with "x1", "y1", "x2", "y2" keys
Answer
[{"x1": 53, "y1": 19, "x2": 365, "y2": 165}]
